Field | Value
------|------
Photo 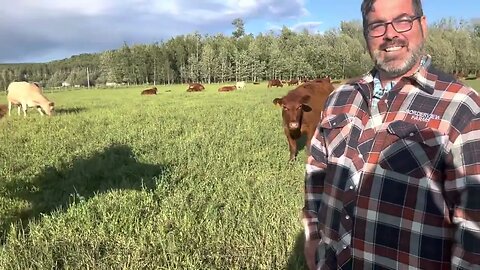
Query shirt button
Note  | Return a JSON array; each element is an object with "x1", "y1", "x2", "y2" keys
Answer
[
  {"x1": 358, "y1": 154, "x2": 363, "y2": 158},
  {"x1": 349, "y1": 185, "x2": 354, "y2": 190},
  {"x1": 409, "y1": 132, "x2": 415, "y2": 137},
  {"x1": 343, "y1": 245, "x2": 348, "y2": 250},
  {"x1": 345, "y1": 215, "x2": 350, "y2": 220}
]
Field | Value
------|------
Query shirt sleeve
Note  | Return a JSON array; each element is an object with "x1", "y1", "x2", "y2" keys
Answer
[
  {"x1": 446, "y1": 112, "x2": 480, "y2": 268},
  {"x1": 303, "y1": 120, "x2": 329, "y2": 241}
]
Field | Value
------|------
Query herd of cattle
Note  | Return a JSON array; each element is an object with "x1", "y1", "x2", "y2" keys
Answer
[{"x1": 1, "y1": 78, "x2": 336, "y2": 160}]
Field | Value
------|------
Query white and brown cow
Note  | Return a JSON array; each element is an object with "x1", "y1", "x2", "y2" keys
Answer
[{"x1": 7, "y1": 81, "x2": 55, "y2": 117}]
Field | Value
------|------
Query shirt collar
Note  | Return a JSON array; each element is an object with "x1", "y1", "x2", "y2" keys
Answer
[{"x1": 356, "y1": 55, "x2": 435, "y2": 95}]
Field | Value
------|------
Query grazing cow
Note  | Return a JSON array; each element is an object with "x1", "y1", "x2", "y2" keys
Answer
[
  {"x1": 141, "y1": 87, "x2": 157, "y2": 95},
  {"x1": 7, "y1": 81, "x2": 54, "y2": 117},
  {"x1": 268, "y1": 79, "x2": 283, "y2": 88},
  {"x1": 287, "y1": 79, "x2": 299, "y2": 86},
  {"x1": 218, "y1": 85, "x2": 236, "y2": 92},
  {"x1": 235, "y1": 81, "x2": 246, "y2": 89},
  {"x1": 273, "y1": 81, "x2": 334, "y2": 161},
  {"x1": 187, "y1": 83, "x2": 205, "y2": 92}
]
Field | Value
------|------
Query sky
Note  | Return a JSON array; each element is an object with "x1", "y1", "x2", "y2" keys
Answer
[{"x1": 0, "y1": 0, "x2": 478, "y2": 64}]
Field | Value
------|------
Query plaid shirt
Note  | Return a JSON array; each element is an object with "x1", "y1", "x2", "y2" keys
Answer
[{"x1": 303, "y1": 55, "x2": 480, "y2": 269}]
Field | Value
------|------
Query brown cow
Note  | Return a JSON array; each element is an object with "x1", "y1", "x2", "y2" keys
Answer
[
  {"x1": 310, "y1": 76, "x2": 331, "y2": 84},
  {"x1": 273, "y1": 81, "x2": 334, "y2": 161},
  {"x1": 268, "y1": 79, "x2": 283, "y2": 88},
  {"x1": 287, "y1": 79, "x2": 299, "y2": 86},
  {"x1": 187, "y1": 83, "x2": 205, "y2": 92},
  {"x1": 218, "y1": 85, "x2": 236, "y2": 92},
  {"x1": 141, "y1": 87, "x2": 157, "y2": 95},
  {"x1": 0, "y1": 104, "x2": 7, "y2": 119}
]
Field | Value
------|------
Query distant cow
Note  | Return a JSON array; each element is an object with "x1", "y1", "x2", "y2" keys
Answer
[
  {"x1": 0, "y1": 104, "x2": 7, "y2": 119},
  {"x1": 218, "y1": 85, "x2": 236, "y2": 92},
  {"x1": 287, "y1": 79, "x2": 299, "y2": 86},
  {"x1": 268, "y1": 79, "x2": 283, "y2": 88},
  {"x1": 235, "y1": 81, "x2": 246, "y2": 89},
  {"x1": 141, "y1": 87, "x2": 157, "y2": 95},
  {"x1": 187, "y1": 83, "x2": 205, "y2": 92},
  {"x1": 273, "y1": 81, "x2": 334, "y2": 161},
  {"x1": 7, "y1": 81, "x2": 54, "y2": 117}
]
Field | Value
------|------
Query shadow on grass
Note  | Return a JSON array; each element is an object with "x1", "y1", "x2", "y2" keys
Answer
[
  {"x1": 286, "y1": 230, "x2": 308, "y2": 270},
  {"x1": 0, "y1": 144, "x2": 170, "y2": 243},
  {"x1": 55, "y1": 107, "x2": 87, "y2": 115}
]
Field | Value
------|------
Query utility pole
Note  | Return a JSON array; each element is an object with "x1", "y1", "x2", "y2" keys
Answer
[{"x1": 86, "y1": 67, "x2": 90, "y2": 89}]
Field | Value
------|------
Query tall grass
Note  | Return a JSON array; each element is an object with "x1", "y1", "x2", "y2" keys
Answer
[{"x1": 0, "y1": 83, "x2": 309, "y2": 269}]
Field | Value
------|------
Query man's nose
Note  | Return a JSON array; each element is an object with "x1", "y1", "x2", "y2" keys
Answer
[{"x1": 384, "y1": 23, "x2": 399, "y2": 39}]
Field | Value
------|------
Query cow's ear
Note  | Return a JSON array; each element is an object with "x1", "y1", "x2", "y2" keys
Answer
[
  {"x1": 273, "y1": 98, "x2": 282, "y2": 106},
  {"x1": 302, "y1": 104, "x2": 312, "y2": 112}
]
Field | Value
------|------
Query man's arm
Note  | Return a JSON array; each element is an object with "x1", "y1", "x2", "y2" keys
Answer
[
  {"x1": 303, "y1": 123, "x2": 328, "y2": 269},
  {"x1": 446, "y1": 112, "x2": 480, "y2": 269}
]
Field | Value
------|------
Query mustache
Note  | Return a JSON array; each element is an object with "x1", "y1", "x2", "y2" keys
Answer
[{"x1": 379, "y1": 39, "x2": 408, "y2": 50}]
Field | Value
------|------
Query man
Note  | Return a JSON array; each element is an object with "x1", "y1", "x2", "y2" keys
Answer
[{"x1": 303, "y1": 0, "x2": 480, "y2": 269}]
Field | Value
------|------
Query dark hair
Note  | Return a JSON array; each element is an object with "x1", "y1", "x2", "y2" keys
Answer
[{"x1": 361, "y1": 0, "x2": 424, "y2": 34}]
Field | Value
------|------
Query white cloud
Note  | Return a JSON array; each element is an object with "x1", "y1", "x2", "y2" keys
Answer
[
  {"x1": 266, "y1": 21, "x2": 323, "y2": 34},
  {"x1": 0, "y1": 0, "x2": 309, "y2": 62}
]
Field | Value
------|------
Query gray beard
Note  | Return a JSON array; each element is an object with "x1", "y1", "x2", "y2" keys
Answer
[{"x1": 373, "y1": 43, "x2": 424, "y2": 78}]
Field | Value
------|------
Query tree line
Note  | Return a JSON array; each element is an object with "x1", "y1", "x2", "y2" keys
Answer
[{"x1": 0, "y1": 18, "x2": 479, "y2": 91}]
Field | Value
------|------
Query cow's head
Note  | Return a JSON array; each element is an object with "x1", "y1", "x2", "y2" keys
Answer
[
  {"x1": 41, "y1": 102, "x2": 55, "y2": 116},
  {"x1": 273, "y1": 95, "x2": 311, "y2": 130}
]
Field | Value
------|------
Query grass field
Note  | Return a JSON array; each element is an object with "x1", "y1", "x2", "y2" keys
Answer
[
  {"x1": 464, "y1": 78, "x2": 480, "y2": 90},
  {"x1": 0, "y1": 83, "x2": 309, "y2": 269},
  {"x1": 1, "y1": 79, "x2": 479, "y2": 269}
]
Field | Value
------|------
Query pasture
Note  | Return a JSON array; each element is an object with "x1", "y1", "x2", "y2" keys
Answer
[
  {"x1": 1, "y1": 79, "x2": 479, "y2": 269},
  {"x1": 0, "y1": 83, "x2": 309, "y2": 269}
]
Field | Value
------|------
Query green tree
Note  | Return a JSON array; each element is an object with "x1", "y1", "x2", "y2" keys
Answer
[{"x1": 232, "y1": 18, "x2": 246, "y2": 39}]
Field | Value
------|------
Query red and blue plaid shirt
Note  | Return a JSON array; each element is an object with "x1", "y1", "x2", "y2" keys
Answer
[{"x1": 303, "y1": 55, "x2": 480, "y2": 269}]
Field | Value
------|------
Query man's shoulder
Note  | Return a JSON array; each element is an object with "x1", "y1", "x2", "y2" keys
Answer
[{"x1": 427, "y1": 66, "x2": 460, "y2": 85}]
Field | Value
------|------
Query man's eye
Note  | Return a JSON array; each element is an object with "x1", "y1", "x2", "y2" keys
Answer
[{"x1": 369, "y1": 23, "x2": 384, "y2": 31}]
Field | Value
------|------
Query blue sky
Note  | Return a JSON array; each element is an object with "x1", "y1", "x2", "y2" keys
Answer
[{"x1": 0, "y1": 0, "x2": 478, "y2": 63}]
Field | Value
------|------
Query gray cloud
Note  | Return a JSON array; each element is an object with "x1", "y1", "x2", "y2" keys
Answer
[{"x1": 0, "y1": 0, "x2": 308, "y2": 63}]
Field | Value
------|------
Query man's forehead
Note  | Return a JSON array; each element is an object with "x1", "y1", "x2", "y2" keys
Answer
[{"x1": 366, "y1": 1, "x2": 415, "y2": 20}]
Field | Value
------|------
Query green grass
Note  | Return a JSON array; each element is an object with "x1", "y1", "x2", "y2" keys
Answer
[
  {"x1": 464, "y1": 78, "x2": 480, "y2": 90},
  {"x1": 0, "y1": 83, "x2": 309, "y2": 269}
]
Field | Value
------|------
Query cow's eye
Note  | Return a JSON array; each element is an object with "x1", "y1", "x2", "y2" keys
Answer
[{"x1": 282, "y1": 106, "x2": 288, "y2": 111}]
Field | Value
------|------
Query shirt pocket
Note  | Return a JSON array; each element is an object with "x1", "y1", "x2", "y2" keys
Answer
[
  {"x1": 319, "y1": 113, "x2": 354, "y2": 158},
  {"x1": 379, "y1": 120, "x2": 445, "y2": 178}
]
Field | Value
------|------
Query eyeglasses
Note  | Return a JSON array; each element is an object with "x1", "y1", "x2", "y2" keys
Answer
[{"x1": 367, "y1": 16, "x2": 421, "y2": 37}]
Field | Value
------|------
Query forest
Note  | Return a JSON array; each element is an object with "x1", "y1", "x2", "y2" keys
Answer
[{"x1": 0, "y1": 18, "x2": 479, "y2": 91}]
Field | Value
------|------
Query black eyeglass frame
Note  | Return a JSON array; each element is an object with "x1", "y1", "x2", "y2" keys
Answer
[{"x1": 366, "y1": 15, "x2": 422, "y2": 38}]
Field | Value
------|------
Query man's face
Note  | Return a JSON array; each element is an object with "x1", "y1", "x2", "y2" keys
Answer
[{"x1": 365, "y1": 0, "x2": 427, "y2": 78}]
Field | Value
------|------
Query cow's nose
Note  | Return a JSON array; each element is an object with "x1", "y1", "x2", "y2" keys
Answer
[{"x1": 289, "y1": 122, "x2": 299, "y2": 129}]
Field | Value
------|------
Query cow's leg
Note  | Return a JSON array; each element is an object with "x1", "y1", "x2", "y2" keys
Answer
[
  {"x1": 17, "y1": 105, "x2": 22, "y2": 115},
  {"x1": 284, "y1": 129, "x2": 297, "y2": 161},
  {"x1": 37, "y1": 107, "x2": 44, "y2": 116},
  {"x1": 22, "y1": 103, "x2": 27, "y2": 117},
  {"x1": 8, "y1": 101, "x2": 12, "y2": 116},
  {"x1": 304, "y1": 127, "x2": 317, "y2": 157}
]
